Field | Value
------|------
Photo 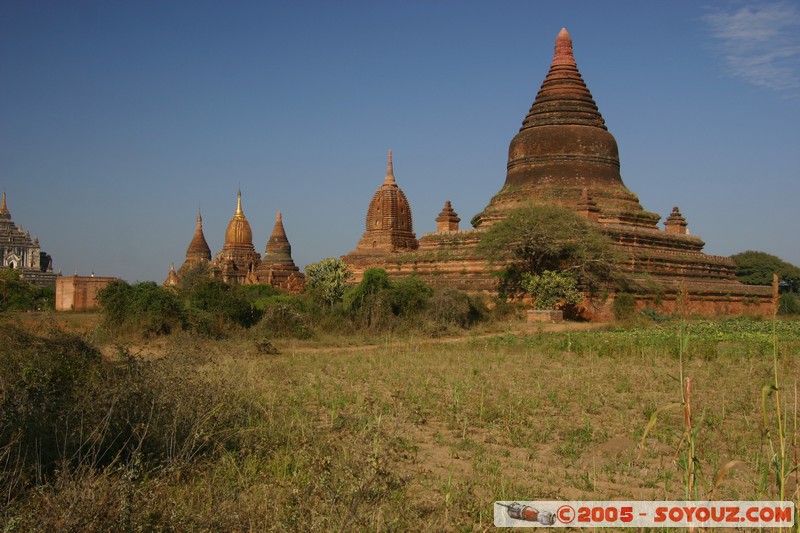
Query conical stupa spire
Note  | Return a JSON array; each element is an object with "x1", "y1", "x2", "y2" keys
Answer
[
  {"x1": 265, "y1": 210, "x2": 291, "y2": 260},
  {"x1": 163, "y1": 262, "x2": 179, "y2": 287},
  {"x1": 186, "y1": 209, "x2": 212, "y2": 261},
  {"x1": 235, "y1": 188, "x2": 244, "y2": 216},
  {"x1": 272, "y1": 210, "x2": 287, "y2": 239},
  {"x1": 0, "y1": 191, "x2": 8, "y2": 217},
  {"x1": 383, "y1": 149, "x2": 396, "y2": 185},
  {"x1": 521, "y1": 27, "x2": 605, "y2": 130}
]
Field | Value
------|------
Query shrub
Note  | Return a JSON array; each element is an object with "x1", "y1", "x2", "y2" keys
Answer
[
  {"x1": 187, "y1": 279, "x2": 261, "y2": 330},
  {"x1": 778, "y1": 293, "x2": 800, "y2": 315},
  {"x1": 386, "y1": 276, "x2": 432, "y2": 318},
  {"x1": 305, "y1": 258, "x2": 352, "y2": 307},
  {"x1": 260, "y1": 300, "x2": 313, "y2": 339},
  {"x1": 427, "y1": 287, "x2": 485, "y2": 328},
  {"x1": 613, "y1": 292, "x2": 636, "y2": 320},
  {"x1": 0, "y1": 269, "x2": 55, "y2": 311},
  {"x1": 521, "y1": 270, "x2": 581, "y2": 310},
  {"x1": 97, "y1": 281, "x2": 184, "y2": 336},
  {"x1": 0, "y1": 323, "x2": 256, "y2": 500}
]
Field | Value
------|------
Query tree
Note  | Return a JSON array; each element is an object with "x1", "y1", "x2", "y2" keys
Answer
[
  {"x1": 478, "y1": 204, "x2": 622, "y2": 297},
  {"x1": 731, "y1": 251, "x2": 800, "y2": 293},
  {"x1": 304, "y1": 258, "x2": 352, "y2": 307},
  {"x1": 522, "y1": 270, "x2": 581, "y2": 310},
  {"x1": 0, "y1": 269, "x2": 54, "y2": 311}
]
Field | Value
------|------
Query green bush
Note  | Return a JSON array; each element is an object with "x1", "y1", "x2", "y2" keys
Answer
[
  {"x1": 187, "y1": 280, "x2": 261, "y2": 330},
  {"x1": 97, "y1": 281, "x2": 184, "y2": 335},
  {"x1": 778, "y1": 293, "x2": 800, "y2": 315},
  {"x1": 613, "y1": 292, "x2": 636, "y2": 320},
  {"x1": 386, "y1": 276, "x2": 432, "y2": 318},
  {"x1": 521, "y1": 270, "x2": 581, "y2": 310},
  {"x1": 305, "y1": 258, "x2": 352, "y2": 307},
  {"x1": 260, "y1": 298, "x2": 313, "y2": 339},
  {"x1": 427, "y1": 287, "x2": 485, "y2": 328},
  {"x1": 0, "y1": 269, "x2": 55, "y2": 311}
]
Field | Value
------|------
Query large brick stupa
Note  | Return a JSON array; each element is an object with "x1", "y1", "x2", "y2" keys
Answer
[{"x1": 342, "y1": 28, "x2": 771, "y2": 319}]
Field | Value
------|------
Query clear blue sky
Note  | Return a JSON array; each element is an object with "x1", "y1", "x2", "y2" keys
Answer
[{"x1": 2, "y1": 1, "x2": 798, "y2": 282}]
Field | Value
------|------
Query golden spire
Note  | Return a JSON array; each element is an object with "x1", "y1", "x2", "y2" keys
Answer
[
  {"x1": 383, "y1": 149, "x2": 396, "y2": 185},
  {"x1": 235, "y1": 188, "x2": 244, "y2": 217},
  {"x1": 0, "y1": 191, "x2": 7, "y2": 214}
]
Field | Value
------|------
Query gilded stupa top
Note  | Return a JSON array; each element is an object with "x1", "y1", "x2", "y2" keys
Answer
[{"x1": 224, "y1": 189, "x2": 254, "y2": 247}]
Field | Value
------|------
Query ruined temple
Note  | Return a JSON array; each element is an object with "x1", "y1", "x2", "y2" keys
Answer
[
  {"x1": 341, "y1": 29, "x2": 772, "y2": 318},
  {"x1": 0, "y1": 192, "x2": 56, "y2": 287}
]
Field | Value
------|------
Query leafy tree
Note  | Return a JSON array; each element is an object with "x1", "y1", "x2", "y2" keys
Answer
[
  {"x1": 187, "y1": 279, "x2": 261, "y2": 329},
  {"x1": 0, "y1": 269, "x2": 54, "y2": 311},
  {"x1": 478, "y1": 204, "x2": 621, "y2": 296},
  {"x1": 305, "y1": 258, "x2": 352, "y2": 307},
  {"x1": 97, "y1": 281, "x2": 184, "y2": 335},
  {"x1": 343, "y1": 268, "x2": 390, "y2": 312},
  {"x1": 521, "y1": 270, "x2": 581, "y2": 310},
  {"x1": 731, "y1": 251, "x2": 800, "y2": 293},
  {"x1": 387, "y1": 276, "x2": 432, "y2": 317}
]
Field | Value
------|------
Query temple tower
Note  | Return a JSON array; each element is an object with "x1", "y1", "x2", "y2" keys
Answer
[
  {"x1": 479, "y1": 28, "x2": 660, "y2": 228},
  {"x1": 182, "y1": 210, "x2": 212, "y2": 271},
  {"x1": 0, "y1": 192, "x2": 55, "y2": 286},
  {"x1": 345, "y1": 150, "x2": 418, "y2": 265},
  {"x1": 212, "y1": 190, "x2": 261, "y2": 284},
  {"x1": 255, "y1": 211, "x2": 305, "y2": 293}
]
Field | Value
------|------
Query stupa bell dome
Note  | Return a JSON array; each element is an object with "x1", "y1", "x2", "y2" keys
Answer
[{"x1": 224, "y1": 190, "x2": 254, "y2": 246}]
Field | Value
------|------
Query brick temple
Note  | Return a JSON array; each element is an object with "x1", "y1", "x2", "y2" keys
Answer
[
  {"x1": 164, "y1": 190, "x2": 304, "y2": 293},
  {"x1": 342, "y1": 29, "x2": 772, "y2": 319}
]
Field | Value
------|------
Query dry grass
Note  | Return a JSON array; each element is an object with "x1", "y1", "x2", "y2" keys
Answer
[{"x1": 1, "y1": 315, "x2": 799, "y2": 531}]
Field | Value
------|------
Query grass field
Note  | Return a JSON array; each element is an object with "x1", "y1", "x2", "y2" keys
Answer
[{"x1": 2, "y1": 314, "x2": 799, "y2": 531}]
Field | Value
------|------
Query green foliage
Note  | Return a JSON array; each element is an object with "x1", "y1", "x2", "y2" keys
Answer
[
  {"x1": 613, "y1": 292, "x2": 637, "y2": 320},
  {"x1": 386, "y1": 276, "x2": 432, "y2": 317},
  {"x1": 0, "y1": 269, "x2": 54, "y2": 311},
  {"x1": 304, "y1": 258, "x2": 352, "y2": 307},
  {"x1": 427, "y1": 287, "x2": 486, "y2": 328},
  {"x1": 521, "y1": 270, "x2": 581, "y2": 310},
  {"x1": 236, "y1": 283, "x2": 281, "y2": 310},
  {"x1": 778, "y1": 293, "x2": 800, "y2": 315},
  {"x1": 98, "y1": 277, "x2": 260, "y2": 338},
  {"x1": 343, "y1": 268, "x2": 391, "y2": 313},
  {"x1": 731, "y1": 250, "x2": 800, "y2": 292},
  {"x1": 186, "y1": 279, "x2": 261, "y2": 330},
  {"x1": 478, "y1": 204, "x2": 621, "y2": 296},
  {"x1": 97, "y1": 280, "x2": 184, "y2": 335},
  {"x1": 259, "y1": 296, "x2": 312, "y2": 339}
]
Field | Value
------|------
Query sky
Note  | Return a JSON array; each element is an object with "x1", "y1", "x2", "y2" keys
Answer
[{"x1": 1, "y1": 0, "x2": 798, "y2": 283}]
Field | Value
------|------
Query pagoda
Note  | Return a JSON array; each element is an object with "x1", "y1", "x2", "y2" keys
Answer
[
  {"x1": 0, "y1": 192, "x2": 56, "y2": 287},
  {"x1": 211, "y1": 190, "x2": 261, "y2": 284},
  {"x1": 342, "y1": 29, "x2": 772, "y2": 318},
  {"x1": 254, "y1": 211, "x2": 305, "y2": 294},
  {"x1": 344, "y1": 150, "x2": 418, "y2": 275}
]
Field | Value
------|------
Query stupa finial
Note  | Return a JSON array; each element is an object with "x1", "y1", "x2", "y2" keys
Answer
[
  {"x1": 235, "y1": 188, "x2": 243, "y2": 216},
  {"x1": 384, "y1": 149, "x2": 396, "y2": 185}
]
